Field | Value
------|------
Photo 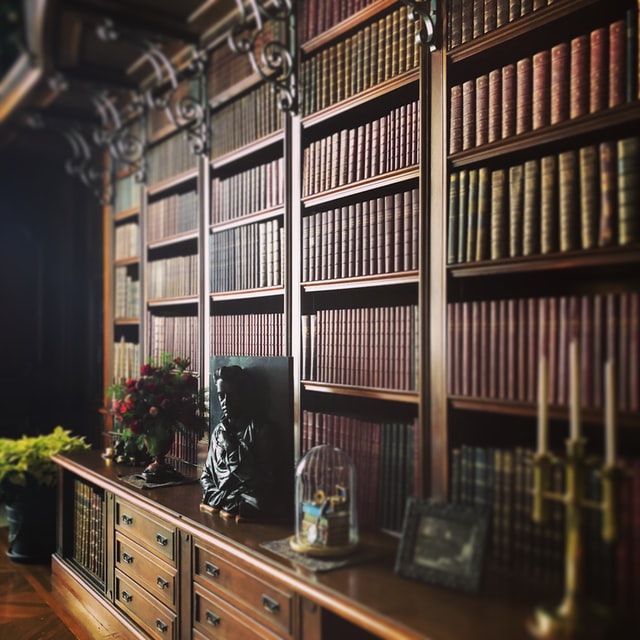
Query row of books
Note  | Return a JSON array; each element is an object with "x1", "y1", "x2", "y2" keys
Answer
[
  {"x1": 300, "y1": 4, "x2": 419, "y2": 116},
  {"x1": 447, "y1": 135, "x2": 640, "y2": 264},
  {"x1": 450, "y1": 15, "x2": 638, "y2": 153},
  {"x1": 147, "y1": 313, "x2": 200, "y2": 374},
  {"x1": 301, "y1": 305, "x2": 419, "y2": 391},
  {"x1": 147, "y1": 254, "x2": 198, "y2": 300},
  {"x1": 207, "y1": 20, "x2": 285, "y2": 99},
  {"x1": 302, "y1": 100, "x2": 419, "y2": 197},
  {"x1": 211, "y1": 157, "x2": 284, "y2": 223},
  {"x1": 301, "y1": 410, "x2": 418, "y2": 532},
  {"x1": 114, "y1": 222, "x2": 139, "y2": 261},
  {"x1": 447, "y1": 292, "x2": 640, "y2": 413},
  {"x1": 210, "y1": 82, "x2": 283, "y2": 159},
  {"x1": 73, "y1": 479, "x2": 105, "y2": 583},
  {"x1": 448, "y1": 0, "x2": 575, "y2": 50},
  {"x1": 114, "y1": 266, "x2": 140, "y2": 319},
  {"x1": 114, "y1": 172, "x2": 141, "y2": 214},
  {"x1": 112, "y1": 337, "x2": 140, "y2": 385},
  {"x1": 147, "y1": 190, "x2": 198, "y2": 243},
  {"x1": 210, "y1": 219, "x2": 283, "y2": 293},
  {"x1": 298, "y1": 0, "x2": 377, "y2": 44},
  {"x1": 146, "y1": 131, "x2": 197, "y2": 186},
  {"x1": 167, "y1": 430, "x2": 201, "y2": 467},
  {"x1": 302, "y1": 187, "x2": 419, "y2": 282},
  {"x1": 451, "y1": 445, "x2": 640, "y2": 607},
  {"x1": 210, "y1": 313, "x2": 284, "y2": 358}
]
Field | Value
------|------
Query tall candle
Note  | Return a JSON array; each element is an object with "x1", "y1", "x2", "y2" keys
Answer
[
  {"x1": 569, "y1": 339, "x2": 580, "y2": 440},
  {"x1": 605, "y1": 360, "x2": 616, "y2": 465},
  {"x1": 538, "y1": 354, "x2": 548, "y2": 454}
]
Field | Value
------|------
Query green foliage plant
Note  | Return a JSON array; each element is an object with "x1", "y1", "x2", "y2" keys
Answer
[{"x1": 0, "y1": 426, "x2": 89, "y2": 505}]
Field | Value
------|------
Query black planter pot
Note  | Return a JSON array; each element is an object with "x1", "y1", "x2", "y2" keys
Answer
[{"x1": 6, "y1": 486, "x2": 57, "y2": 563}]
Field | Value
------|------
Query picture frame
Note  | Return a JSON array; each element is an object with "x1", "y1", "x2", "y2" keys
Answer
[{"x1": 394, "y1": 499, "x2": 490, "y2": 593}]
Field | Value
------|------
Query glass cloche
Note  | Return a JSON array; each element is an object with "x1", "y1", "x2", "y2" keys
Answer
[{"x1": 290, "y1": 444, "x2": 359, "y2": 556}]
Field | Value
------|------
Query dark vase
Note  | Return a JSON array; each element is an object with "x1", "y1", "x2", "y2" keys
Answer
[{"x1": 6, "y1": 485, "x2": 57, "y2": 563}]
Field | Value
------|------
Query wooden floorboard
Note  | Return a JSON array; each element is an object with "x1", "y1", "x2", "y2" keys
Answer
[{"x1": 0, "y1": 525, "x2": 78, "y2": 640}]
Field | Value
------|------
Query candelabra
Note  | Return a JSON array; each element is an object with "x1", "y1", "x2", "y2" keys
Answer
[{"x1": 527, "y1": 348, "x2": 628, "y2": 638}]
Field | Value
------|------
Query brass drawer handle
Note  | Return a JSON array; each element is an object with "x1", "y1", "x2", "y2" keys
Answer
[
  {"x1": 206, "y1": 610, "x2": 220, "y2": 626},
  {"x1": 156, "y1": 533, "x2": 168, "y2": 546},
  {"x1": 121, "y1": 590, "x2": 133, "y2": 603},
  {"x1": 121, "y1": 514, "x2": 133, "y2": 525},
  {"x1": 156, "y1": 619, "x2": 168, "y2": 633},
  {"x1": 122, "y1": 552, "x2": 133, "y2": 564},
  {"x1": 204, "y1": 561, "x2": 220, "y2": 578},
  {"x1": 156, "y1": 576, "x2": 169, "y2": 590},
  {"x1": 262, "y1": 594, "x2": 280, "y2": 614}
]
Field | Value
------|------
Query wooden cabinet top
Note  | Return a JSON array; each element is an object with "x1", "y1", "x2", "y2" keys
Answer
[{"x1": 54, "y1": 450, "x2": 544, "y2": 640}]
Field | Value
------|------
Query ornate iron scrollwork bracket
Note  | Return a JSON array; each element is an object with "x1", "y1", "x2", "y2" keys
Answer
[
  {"x1": 228, "y1": 0, "x2": 296, "y2": 113},
  {"x1": 96, "y1": 18, "x2": 209, "y2": 156},
  {"x1": 400, "y1": 0, "x2": 438, "y2": 52},
  {"x1": 25, "y1": 110, "x2": 111, "y2": 205}
]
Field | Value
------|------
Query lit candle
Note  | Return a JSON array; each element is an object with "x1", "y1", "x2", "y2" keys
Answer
[
  {"x1": 569, "y1": 338, "x2": 580, "y2": 440},
  {"x1": 605, "y1": 359, "x2": 616, "y2": 466},
  {"x1": 538, "y1": 354, "x2": 548, "y2": 454}
]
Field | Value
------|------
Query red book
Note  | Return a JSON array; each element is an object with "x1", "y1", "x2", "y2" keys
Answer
[
  {"x1": 569, "y1": 34, "x2": 589, "y2": 119},
  {"x1": 589, "y1": 26, "x2": 608, "y2": 113},
  {"x1": 527, "y1": 297, "x2": 538, "y2": 404},
  {"x1": 608, "y1": 19, "x2": 626, "y2": 108},
  {"x1": 480, "y1": 300, "x2": 490, "y2": 398},
  {"x1": 488, "y1": 68, "x2": 502, "y2": 143},
  {"x1": 501, "y1": 63, "x2": 516, "y2": 138},
  {"x1": 476, "y1": 74, "x2": 489, "y2": 146},
  {"x1": 516, "y1": 56, "x2": 532, "y2": 135},
  {"x1": 547, "y1": 297, "x2": 559, "y2": 406},
  {"x1": 532, "y1": 49, "x2": 550, "y2": 130},
  {"x1": 489, "y1": 300, "x2": 499, "y2": 399},
  {"x1": 517, "y1": 298, "x2": 528, "y2": 402},
  {"x1": 618, "y1": 292, "x2": 630, "y2": 412},
  {"x1": 550, "y1": 42, "x2": 570, "y2": 124},
  {"x1": 462, "y1": 79, "x2": 476, "y2": 150},
  {"x1": 580, "y1": 295, "x2": 594, "y2": 408},
  {"x1": 471, "y1": 301, "x2": 480, "y2": 397},
  {"x1": 592, "y1": 294, "x2": 605, "y2": 409},
  {"x1": 461, "y1": 301, "x2": 472, "y2": 396},
  {"x1": 498, "y1": 299, "x2": 508, "y2": 399},
  {"x1": 507, "y1": 298, "x2": 517, "y2": 401}
]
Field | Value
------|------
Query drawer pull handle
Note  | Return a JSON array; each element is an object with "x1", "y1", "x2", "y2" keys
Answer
[
  {"x1": 156, "y1": 577, "x2": 169, "y2": 589},
  {"x1": 156, "y1": 619, "x2": 168, "y2": 633},
  {"x1": 262, "y1": 594, "x2": 280, "y2": 614},
  {"x1": 122, "y1": 552, "x2": 133, "y2": 564},
  {"x1": 156, "y1": 533, "x2": 168, "y2": 546},
  {"x1": 204, "y1": 561, "x2": 220, "y2": 578},
  {"x1": 121, "y1": 514, "x2": 133, "y2": 525},
  {"x1": 121, "y1": 591, "x2": 132, "y2": 603},
  {"x1": 206, "y1": 610, "x2": 220, "y2": 627}
]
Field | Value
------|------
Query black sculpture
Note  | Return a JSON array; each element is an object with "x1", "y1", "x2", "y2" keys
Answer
[{"x1": 200, "y1": 365, "x2": 282, "y2": 521}]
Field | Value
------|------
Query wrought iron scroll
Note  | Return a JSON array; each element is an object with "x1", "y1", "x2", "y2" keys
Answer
[
  {"x1": 400, "y1": 0, "x2": 438, "y2": 52},
  {"x1": 96, "y1": 18, "x2": 209, "y2": 156},
  {"x1": 26, "y1": 111, "x2": 111, "y2": 205},
  {"x1": 228, "y1": 0, "x2": 295, "y2": 112}
]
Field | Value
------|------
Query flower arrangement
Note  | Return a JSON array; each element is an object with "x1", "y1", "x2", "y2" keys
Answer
[{"x1": 109, "y1": 355, "x2": 208, "y2": 458}]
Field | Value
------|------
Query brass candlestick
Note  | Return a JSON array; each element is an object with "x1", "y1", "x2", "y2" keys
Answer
[{"x1": 527, "y1": 439, "x2": 625, "y2": 639}]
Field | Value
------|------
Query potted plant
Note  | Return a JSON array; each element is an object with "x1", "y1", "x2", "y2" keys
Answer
[
  {"x1": 109, "y1": 355, "x2": 208, "y2": 483},
  {"x1": 0, "y1": 425, "x2": 90, "y2": 562}
]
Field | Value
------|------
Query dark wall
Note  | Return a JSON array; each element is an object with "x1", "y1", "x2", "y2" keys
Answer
[{"x1": 0, "y1": 136, "x2": 103, "y2": 444}]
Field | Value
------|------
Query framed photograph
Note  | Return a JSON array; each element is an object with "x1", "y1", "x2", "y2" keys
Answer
[{"x1": 394, "y1": 499, "x2": 490, "y2": 593}]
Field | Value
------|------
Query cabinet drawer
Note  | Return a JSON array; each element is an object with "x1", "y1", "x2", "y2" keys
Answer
[
  {"x1": 193, "y1": 542, "x2": 293, "y2": 636},
  {"x1": 115, "y1": 532, "x2": 177, "y2": 609},
  {"x1": 115, "y1": 498, "x2": 175, "y2": 563},
  {"x1": 115, "y1": 569, "x2": 176, "y2": 640},
  {"x1": 194, "y1": 584, "x2": 283, "y2": 640}
]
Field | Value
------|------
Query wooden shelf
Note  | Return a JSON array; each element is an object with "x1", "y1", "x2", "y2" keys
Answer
[
  {"x1": 113, "y1": 256, "x2": 140, "y2": 267},
  {"x1": 303, "y1": 381, "x2": 419, "y2": 404},
  {"x1": 113, "y1": 207, "x2": 139, "y2": 223},
  {"x1": 303, "y1": 271, "x2": 419, "y2": 292},
  {"x1": 210, "y1": 205, "x2": 284, "y2": 233},
  {"x1": 210, "y1": 286, "x2": 284, "y2": 302},
  {"x1": 448, "y1": 102, "x2": 640, "y2": 169},
  {"x1": 147, "y1": 296, "x2": 198, "y2": 307},
  {"x1": 147, "y1": 230, "x2": 198, "y2": 250},
  {"x1": 147, "y1": 167, "x2": 198, "y2": 196},
  {"x1": 211, "y1": 130, "x2": 284, "y2": 169},
  {"x1": 447, "y1": 245, "x2": 640, "y2": 278}
]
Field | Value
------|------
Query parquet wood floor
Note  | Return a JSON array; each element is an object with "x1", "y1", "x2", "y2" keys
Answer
[{"x1": 0, "y1": 526, "x2": 79, "y2": 639}]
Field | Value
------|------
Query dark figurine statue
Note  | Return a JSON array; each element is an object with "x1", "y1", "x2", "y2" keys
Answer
[{"x1": 200, "y1": 365, "x2": 282, "y2": 521}]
